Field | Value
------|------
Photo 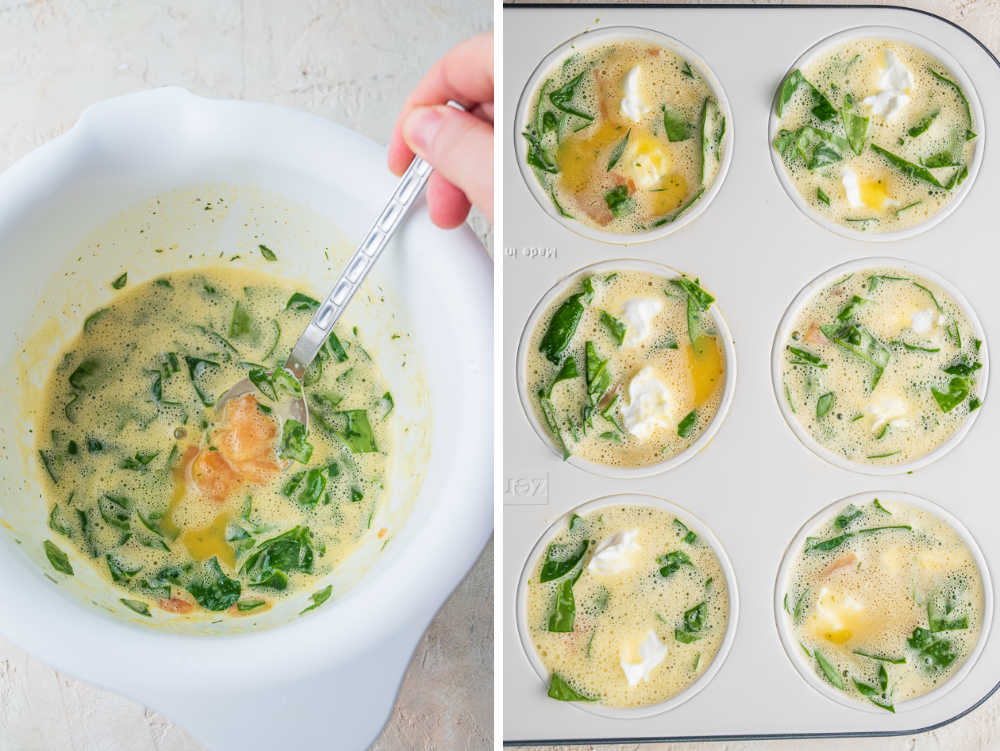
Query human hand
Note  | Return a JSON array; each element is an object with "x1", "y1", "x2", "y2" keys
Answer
[{"x1": 388, "y1": 32, "x2": 493, "y2": 229}]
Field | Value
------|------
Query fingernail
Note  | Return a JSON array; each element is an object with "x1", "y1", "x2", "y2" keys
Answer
[{"x1": 404, "y1": 107, "x2": 444, "y2": 154}]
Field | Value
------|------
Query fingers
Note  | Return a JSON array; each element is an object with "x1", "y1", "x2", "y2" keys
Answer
[
  {"x1": 388, "y1": 32, "x2": 493, "y2": 176},
  {"x1": 426, "y1": 173, "x2": 472, "y2": 229},
  {"x1": 403, "y1": 104, "x2": 493, "y2": 223}
]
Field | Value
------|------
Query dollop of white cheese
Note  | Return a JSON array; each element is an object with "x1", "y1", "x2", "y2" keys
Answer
[
  {"x1": 842, "y1": 167, "x2": 864, "y2": 209},
  {"x1": 621, "y1": 366, "x2": 676, "y2": 441},
  {"x1": 911, "y1": 307, "x2": 945, "y2": 335},
  {"x1": 620, "y1": 66, "x2": 650, "y2": 122},
  {"x1": 621, "y1": 298, "x2": 663, "y2": 348},
  {"x1": 865, "y1": 393, "x2": 911, "y2": 433},
  {"x1": 620, "y1": 629, "x2": 668, "y2": 687},
  {"x1": 587, "y1": 528, "x2": 642, "y2": 575},
  {"x1": 862, "y1": 49, "x2": 913, "y2": 121}
]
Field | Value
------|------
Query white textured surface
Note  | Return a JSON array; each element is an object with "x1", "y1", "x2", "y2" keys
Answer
[
  {"x1": 506, "y1": 0, "x2": 1000, "y2": 749},
  {"x1": 0, "y1": 1, "x2": 492, "y2": 750}
]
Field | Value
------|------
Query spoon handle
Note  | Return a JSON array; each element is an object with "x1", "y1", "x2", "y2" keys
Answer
[{"x1": 285, "y1": 152, "x2": 433, "y2": 377}]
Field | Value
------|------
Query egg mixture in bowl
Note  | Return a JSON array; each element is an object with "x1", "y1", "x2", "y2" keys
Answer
[
  {"x1": 521, "y1": 499, "x2": 733, "y2": 711},
  {"x1": 778, "y1": 494, "x2": 989, "y2": 712},
  {"x1": 8, "y1": 184, "x2": 432, "y2": 632},
  {"x1": 520, "y1": 262, "x2": 732, "y2": 474},
  {"x1": 771, "y1": 31, "x2": 982, "y2": 237},
  {"x1": 518, "y1": 27, "x2": 730, "y2": 239},
  {"x1": 777, "y1": 262, "x2": 986, "y2": 471},
  {"x1": 35, "y1": 269, "x2": 393, "y2": 619}
]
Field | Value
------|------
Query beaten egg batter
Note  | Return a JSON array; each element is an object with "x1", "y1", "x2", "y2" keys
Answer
[
  {"x1": 523, "y1": 38, "x2": 725, "y2": 233},
  {"x1": 781, "y1": 267, "x2": 983, "y2": 466},
  {"x1": 526, "y1": 269, "x2": 726, "y2": 468},
  {"x1": 525, "y1": 504, "x2": 729, "y2": 707},
  {"x1": 785, "y1": 498, "x2": 984, "y2": 709},
  {"x1": 36, "y1": 268, "x2": 393, "y2": 618},
  {"x1": 774, "y1": 38, "x2": 978, "y2": 233}
]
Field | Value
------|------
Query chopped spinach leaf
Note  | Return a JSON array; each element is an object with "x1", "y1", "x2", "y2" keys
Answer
[
  {"x1": 184, "y1": 355, "x2": 220, "y2": 406},
  {"x1": 820, "y1": 323, "x2": 890, "y2": 389},
  {"x1": 278, "y1": 419, "x2": 314, "y2": 464},
  {"x1": 300, "y1": 584, "x2": 333, "y2": 614},
  {"x1": 662, "y1": 107, "x2": 691, "y2": 142},
  {"x1": 120, "y1": 598, "x2": 151, "y2": 617},
  {"x1": 547, "y1": 673, "x2": 595, "y2": 702},
  {"x1": 908, "y1": 626, "x2": 957, "y2": 672},
  {"x1": 43, "y1": 539, "x2": 73, "y2": 575},
  {"x1": 186, "y1": 557, "x2": 241, "y2": 611},
  {"x1": 814, "y1": 649, "x2": 845, "y2": 689},
  {"x1": 908, "y1": 109, "x2": 939, "y2": 137},
  {"x1": 548, "y1": 577, "x2": 576, "y2": 632},
  {"x1": 932, "y1": 377, "x2": 970, "y2": 413},
  {"x1": 240, "y1": 525, "x2": 314, "y2": 589},
  {"x1": 816, "y1": 392, "x2": 834, "y2": 419},
  {"x1": 548, "y1": 71, "x2": 593, "y2": 121},
  {"x1": 604, "y1": 185, "x2": 633, "y2": 217},
  {"x1": 599, "y1": 311, "x2": 626, "y2": 347},
  {"x1": 286, "y1": 292, "x2": 320, "y2": 312},
  {"x1": 658, "y1": 550, "x2": 692, "y2": 578},
  {"x1": 538, "y1": 278, "x2": 594, "y2": 365},
  {"x1": 540, "y1": 539, "x2": 589, "y2": 583},
  {"x1": 677, "y1": 410, "x2": 697, "y2": 438},
  {"x1": 607, "y1": 129, "x2": 630, "y2": 170}
]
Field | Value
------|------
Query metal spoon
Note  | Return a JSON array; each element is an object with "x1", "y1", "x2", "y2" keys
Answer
[{"x1": 215, "y1": 133, "x2": 438, "y2": 429}]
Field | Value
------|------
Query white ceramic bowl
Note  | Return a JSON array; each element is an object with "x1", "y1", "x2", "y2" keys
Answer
[
  {"x1": 516, "y1": 258, "x2": 737, "y2": 479},
  {"x1": 773, "y1": 491, "x2": 994, "y2": 713},
  {"x1": 0, "y1": 88, "x2": 492, "y2": 750},
  {"x1": 515, "y1": 493, "x2": 740, "y2": 720},
  {"x1": 770, "y1": 256, "x2": 989, "y2": 476},
  {"x1": 513, "y1": 25, "x2": 734, "y2": 245},
  {"x1": 767, "y1": 25, "x2": 985, "y2": 243}
]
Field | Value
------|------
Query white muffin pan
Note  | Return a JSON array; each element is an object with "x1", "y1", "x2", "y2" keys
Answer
[{"x1": 503, "y1": 4, "x2": 1000, "y2": 744}]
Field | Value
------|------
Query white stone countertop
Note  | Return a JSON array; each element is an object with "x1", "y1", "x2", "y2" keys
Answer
[
  {"x1": 506, "y1": 1, "x2": 1000, "y2": 750},
  {"x1": 0, "y1": 1, "x2": 492, "y2": 750}
]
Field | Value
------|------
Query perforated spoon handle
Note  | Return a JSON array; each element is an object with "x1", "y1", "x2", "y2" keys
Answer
[{"x1": 285, "y1": 153, "x2": 433, "y2": 377}]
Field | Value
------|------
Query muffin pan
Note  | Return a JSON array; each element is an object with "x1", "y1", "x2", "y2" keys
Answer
[{"x1": 503, "y1": 4, "x2": 1000, "y2": 744}]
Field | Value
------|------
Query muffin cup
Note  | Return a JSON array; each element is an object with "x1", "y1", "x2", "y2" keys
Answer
[
  {"x1": 773, "y1": 490, "x2": 994, "y2": 713},
  {"x1": 514, "y1": 25, "x2": 734, "y2": 245},
  {"x1": 516, "y1": 493, "x2": 740, "y2": 719},
  {"x1": 767, "y1": 25, "x2": 985, "y2": 242},
  {"x1": 770, "y1": 256, "x2": 989, "y2": 476},
  {"x1": 517, "y1": 258, "x2": 737, "y2": 479}
]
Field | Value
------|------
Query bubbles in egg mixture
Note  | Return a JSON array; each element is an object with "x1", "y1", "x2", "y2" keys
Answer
[
  {"x1": 36, "y1": 269, "x2": 393, "y2": 619},
  {"x1": 783, "y1": 497, "x2": 984, "y2": 708},
  {"x1": 523, "y1": 37, "x2": 724, "y2": 234},
  {"x1": 525, "y1": 504, "x2": 729, "y2": 707},
  {"x1": 525, "y1": 269, "x2": 726, "y2": 468},
  {"x1": 780, "y1": 266, "x2": 983, "y2": 467},
  {"x1": 773, "y1": 37, "x2": 978, "y2": 234}
]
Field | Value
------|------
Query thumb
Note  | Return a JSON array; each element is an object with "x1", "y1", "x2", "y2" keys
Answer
[{"x1": 403, "y1": 105, "x2": 493, "y2": 220}]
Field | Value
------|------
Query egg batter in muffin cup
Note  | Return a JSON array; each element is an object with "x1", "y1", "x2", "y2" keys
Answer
[
  {"x1": 517, "y1": 259, "x2": 737, "y2": 479},
  {"x1": 517, "y1": 493, "x2": 739, "y2": 719},
  {"x1": 774, "y1": 491, "x2": 992, "y2": 713},
  {"x1": 772, "y1": 257, "x2": 988, "y2": 475},
  {"x1": 768, "y1": 26, "x2": 984, "y2": 241},
  {"x1": 515, "y1": 25, "x2": 734, "y2": 244}
]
